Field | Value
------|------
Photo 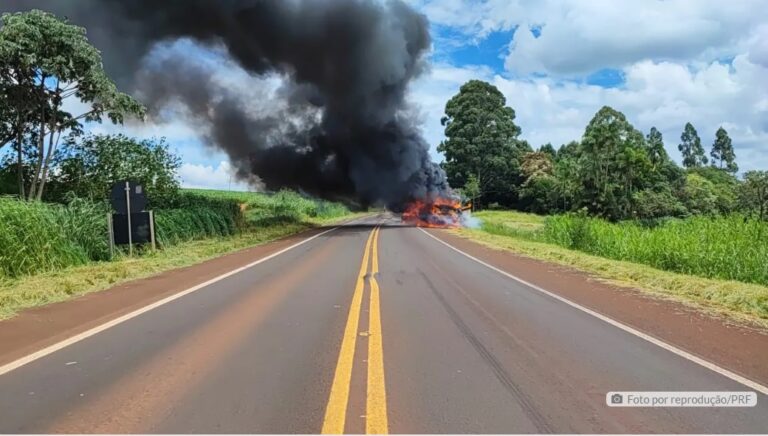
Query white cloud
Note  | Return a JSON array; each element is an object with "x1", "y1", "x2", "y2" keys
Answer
[
  {"x1": 178, "y1": 161, "x2": 253, "y2": 191},
  {"x1": 415, "y1": 0, "x2": 768, "y2": 76}
]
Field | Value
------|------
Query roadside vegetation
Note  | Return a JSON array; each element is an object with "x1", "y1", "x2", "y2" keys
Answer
[
  {"x1": 474, "y1": 211, "x2": 768, "y2": 287},
  {"x1": 440, "y1": 81, "x2": 768, "y2": 325},
  {"x1": 457, "y1": 219, "x2": 768, "y2": 327},
  {"x1": 0, "y1": 189, "x2": 359, "y2": 319}
]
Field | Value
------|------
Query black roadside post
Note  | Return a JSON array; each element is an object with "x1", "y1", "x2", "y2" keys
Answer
[
  {"x1": 110, "y1": 180, "x2": 154, "y2": 255},
  {"x1": 125, "y1": 181, "x2": 133, "y2": 256}
]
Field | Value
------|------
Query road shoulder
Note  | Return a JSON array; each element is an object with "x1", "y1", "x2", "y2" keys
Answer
[{"x1": 428, "y1": 228, "x2": 768, "y2": 389}]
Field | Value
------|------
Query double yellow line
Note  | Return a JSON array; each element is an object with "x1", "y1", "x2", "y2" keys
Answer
[{"x1": 322, "y1": 226, "x2": 388, "y2": 434}]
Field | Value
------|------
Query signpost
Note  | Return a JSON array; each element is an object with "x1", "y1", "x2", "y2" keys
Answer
[{"x1": 108, "y1": 180, "x2": 155, "y2": 256}]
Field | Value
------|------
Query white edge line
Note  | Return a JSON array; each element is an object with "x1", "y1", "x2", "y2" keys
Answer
[
  {"x1": 419, "y1": 228, "x2": 768, "y2": 396},
  {"x1": 0, "y1": 224, "x2": 347, "y2": 377}
]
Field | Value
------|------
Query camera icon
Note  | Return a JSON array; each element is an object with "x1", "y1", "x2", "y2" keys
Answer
[{"x1": 611, "y1": 393, "x2": 623, "y2": 404}]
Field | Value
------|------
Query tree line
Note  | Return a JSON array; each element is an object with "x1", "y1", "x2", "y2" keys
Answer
[{"x1": 439, "y1": 80, "x2": 768, "y2": 221}]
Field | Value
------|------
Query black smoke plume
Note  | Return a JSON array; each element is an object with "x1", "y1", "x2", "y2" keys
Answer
[{"x1": 1, "y1": 0, "x2": 450, "y2": 209}]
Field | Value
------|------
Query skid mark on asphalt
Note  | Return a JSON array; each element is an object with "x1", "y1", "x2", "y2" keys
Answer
[{"x1": 417, "y1": 269, "x2": 553, "y2": 433}]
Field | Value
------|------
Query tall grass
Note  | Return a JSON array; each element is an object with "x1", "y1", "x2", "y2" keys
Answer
[
  {"x1": 0, "y1": 189, "x2": 353, "y2": 280},
  {"x1": 184, "y1": 188, "x2": 351, "y2": 226},
  {"x1": 542, "y1": 214, "x2": 768, "y2": 285},
  {"x1": 476, "y1": 210, "x2": 768, "y2": 286},
  {"x1": 0, "y1": 197, "x2": 110, "y2": 278}
]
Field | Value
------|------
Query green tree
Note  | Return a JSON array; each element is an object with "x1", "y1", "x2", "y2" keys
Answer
[
  {"x1": 461, "y1": 173, "x2": 480, "y2": 211},
  {"x1": 632, "y1": 188, "x2": 686, "y2": 219},
  {"x1": 740, "y1": 170, "x2": 768, "y2": 221},
  {"x1": 678, "y1": 122, "x2": 707, "y2": 168},
  {"x1": 556, "y1": 141, "x2": 581, "y2": 161},
  {"x1": 646, "y1": 127, "x2": 669, "y2": 169},
  {"x1": 437, "y1": 80, "x2": 528, "y2": 208},
  {"x1": 710, "y1": 126, "x2": 737, "y2": 173},
  {"x1": 55, "y1": 134, "x2": 181, "y2": 204},
  {"x1": 686, "y1": 166, "x2": 738, "y2": 214},
  {"x1": 682, "y1": 173, "x2": 719, "y2": 215},
  {"x1": 538, "y1": 143, "x2": 556, "y2": 159},
  {"x1": 0, "y1": 10, "x2": 145, "y2": 201},
  {"x1": 519, "y1": 151, "x2": 559, "y2": 213},
  {"x1": 578, "y1": 106, "x2": 651, "y2": 220}
]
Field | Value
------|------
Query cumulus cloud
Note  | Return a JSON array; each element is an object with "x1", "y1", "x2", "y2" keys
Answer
[{"x1": 415, "y1": 0, "x2": 768, "y2": 76}]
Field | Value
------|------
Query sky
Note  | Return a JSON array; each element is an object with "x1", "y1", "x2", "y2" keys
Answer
[{"x1": 79, "y1": 0, "x2": 768, "y2": 190}]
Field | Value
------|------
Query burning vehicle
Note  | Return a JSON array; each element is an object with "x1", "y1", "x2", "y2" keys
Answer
[{"x1": 401, "y1": 197, "x2": 472, "y2": 228}]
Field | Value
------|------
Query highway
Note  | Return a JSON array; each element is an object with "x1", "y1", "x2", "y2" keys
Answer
[{"x1": 0, "y1": 214, "x2": 767, "y2": 433}]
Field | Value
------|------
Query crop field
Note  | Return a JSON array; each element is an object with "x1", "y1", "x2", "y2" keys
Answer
[{"x1": 474, "y1": 210, "x2": 768, "y2": 287}]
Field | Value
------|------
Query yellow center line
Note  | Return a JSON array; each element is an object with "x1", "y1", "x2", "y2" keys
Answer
[
  {"x1": 322, "y1": 227, "x2": 376, "y2": 434},
  {"x1": 366, "y1": 226, "x2": 388, "y2": 434}
]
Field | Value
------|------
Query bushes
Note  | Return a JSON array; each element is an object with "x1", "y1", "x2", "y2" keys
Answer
[{"x1": 0, "y1": 197, "x2": 110, "y2": 278}]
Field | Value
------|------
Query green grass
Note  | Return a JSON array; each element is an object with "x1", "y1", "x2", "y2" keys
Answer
[
  {"x1": 0, "y1": 189, "x2": 361, "y2": 319},
  {"x1": 474, "y1": 211, "x2": 768, "y2": 286},
  {"x1": 182, "y1": 188, "x2": 352, "y2": 226},
  {"x1": 459, "y1": 210, "x2": 768, "y2": 326},
  {"x1": 0, "y1": 222, "x2": 310, "y2": 319},
  {"x1": 0, "y1": 197, "x2": 111, "y2": 278}
]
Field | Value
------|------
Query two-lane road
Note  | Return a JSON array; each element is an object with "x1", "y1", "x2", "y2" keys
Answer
[{"x1": 1, "y1": 214, "x2": 767, "y2": 433}]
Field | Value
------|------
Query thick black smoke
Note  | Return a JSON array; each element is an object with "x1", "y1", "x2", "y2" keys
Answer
[{"x1": 1, "y1": 0, "x2": 451, "y2": 209}]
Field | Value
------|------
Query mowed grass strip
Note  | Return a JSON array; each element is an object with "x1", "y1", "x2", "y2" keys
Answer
[{"x1": 459, "y1": 210, "x2": 768, "y2": 327}]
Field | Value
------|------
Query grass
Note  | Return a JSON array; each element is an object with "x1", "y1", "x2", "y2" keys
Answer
[
  {"x1": 0, "y1": 197, "x2": 111, "y2": 278},
  {"x1": 458, "y1": 210, "x2": 768, "y2": 327},
  {"x1": 0, "y1": 189, "x2": 361, "y2": 319},
  {"x1": 0, "y1": 212, "x2": 366, "y2": 320}
]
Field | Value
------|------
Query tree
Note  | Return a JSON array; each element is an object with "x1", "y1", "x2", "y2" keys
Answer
[
  {"x1": 740, "y1": 170, "x2": 768, "y2": 221},
  {"x1": 55, "y1": 134, "x2": 181, "y2": 204},
  {"x1": 710, "y1": 126, "x2": 737, "y2": 173},
  {"x1": 632, "y1": 189, "x2": 686, "y2": 219},
  {"x1": 461, "y1": 173, "x2": 480, "y2": 211},
  {"x1": 578, "y1": 106, "x2": 651, "y2": 220},
  {"x1": 0, "y1": 10, "x2": 145, "y2": 201},
  {"x1": 646, "y1": 127, "x2": 669, "y2": 169},
  {"x1": 521, "y1": 151, "x2": 554, "y2": 181},
  {"x1": 686, "y1": 166, "x2": 738, "y2": 214},
  {"x1": 556, "y1": 141, "x2": 581, "y2": 161},
  {"x1": 682, "y1": 173, "x2": 719, "y2": 215},
  {"x1": 538, "y1": 143, "x2": 556, "y2": 159},
  {"x1": 438, "y1": 80, "x2": 528, "y2": 208},
  {"x1": 519, "y1": 151, "x2": 559, "y2": 213},
  {"x1": 678, "y1": 122, "x2": 707, "y2": 168}
]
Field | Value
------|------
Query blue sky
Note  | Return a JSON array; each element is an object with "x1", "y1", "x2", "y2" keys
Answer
[{"x1": 77, "y1": 0, "x2": 768, "y2": 190}]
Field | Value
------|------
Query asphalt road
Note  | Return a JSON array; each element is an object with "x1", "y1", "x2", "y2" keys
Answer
[{"x1": 1, "y1": 214, "x2": 767, "y2": 433}]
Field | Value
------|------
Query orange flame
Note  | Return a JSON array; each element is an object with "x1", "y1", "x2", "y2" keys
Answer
[{"x1": 401, "y1": 197, "x2": 463, "y2": 228}]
